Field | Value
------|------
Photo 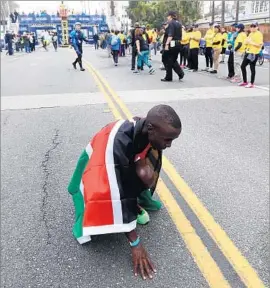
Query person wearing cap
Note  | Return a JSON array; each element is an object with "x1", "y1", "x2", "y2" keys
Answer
[
  {"x1": 231, "y1": 23, "x2": 247, "y2": 82},
  {"x1": 161, "y1": 11, "x2": 184, "y2": 82},
  {"x1": 226, "y1": 23, "x2": 238, "y2": 79},
  {"x1": 203, "y1": 22, "x2": 214, "y2": 71},
  {"x1": 131, "y1": 22, "x2": 140, "y2": 70},
  {"x1": 239, "y1": 22, "x2": 263, "y2": 88},
  {"x1": 210, "y1": 24, "x2": 223, "y2": 74},
  {"x1": 220, "y1": 27, "x2": 228, "y2": 63},
  {"x1": 188, "y1": 24, "x2": 201, "y2": 72},
  {"x1": 70, "y1": 22, "x2": 91, "y2": 71}
]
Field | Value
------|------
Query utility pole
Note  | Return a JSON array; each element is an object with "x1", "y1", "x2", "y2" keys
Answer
[
  {"x1": 110, "y1": 1, "x2": 115, "y2": 16},
  {"x1": 235, "y1": 0, "x2": 240, "y2": 22},
  {"x1": 109, "y1": 0, "x2": 116, "y2": 30},
  {"x1": 211, "y1": 1, "x2": 215, "y2": 23},
  {"x1": 221, "y1": 0, "x2": 225, "y2": 26}
]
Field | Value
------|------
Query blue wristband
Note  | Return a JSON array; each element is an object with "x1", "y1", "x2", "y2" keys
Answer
[{"x1": 130, "y1": 237, "x2": 140, "y2": 247}]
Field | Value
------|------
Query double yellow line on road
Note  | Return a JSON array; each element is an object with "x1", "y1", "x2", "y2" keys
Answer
[{"x1": 82, "y1": 58, "x2": 265, "y2": 288}]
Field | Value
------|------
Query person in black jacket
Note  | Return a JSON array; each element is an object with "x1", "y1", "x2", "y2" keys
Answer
[
  {"x1": 131, "y1": 22, "x2": 140, "y2": 70},
  {"x1": 5, "y1": 31, "x2": 13, "y2": 56},
  {"x1": 161, "y1": 11, "x2": 184, "y2": 82}
]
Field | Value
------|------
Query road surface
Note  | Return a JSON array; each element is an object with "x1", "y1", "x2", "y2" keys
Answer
[{"x1": 1, "y1": 46, "x2": 269, "y2": 288}]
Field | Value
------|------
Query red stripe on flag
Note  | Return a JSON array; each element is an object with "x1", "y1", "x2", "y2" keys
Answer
[{"x1": 82, "y1": 122, "x2": 117, "y2": 227}]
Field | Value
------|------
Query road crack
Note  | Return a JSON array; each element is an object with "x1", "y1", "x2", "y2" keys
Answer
[
  {"x1": 3, "y1": 115, "x2": 10, "y2": 126},
  {"x1": 41, "y1": 129, "x2": 60, "y2": 245}
]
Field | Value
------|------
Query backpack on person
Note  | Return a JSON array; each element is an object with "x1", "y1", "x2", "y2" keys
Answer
[{"x1": 111, "y1": 35, "x2": 118, "y2": 46}]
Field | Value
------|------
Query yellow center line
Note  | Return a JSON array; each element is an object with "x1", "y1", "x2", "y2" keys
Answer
[
  {"x1": 82, "y1": 58, "x2": 230, "y2": 287},
  {"x1": 83, "y1": 58, "x2": 266, "y2": 288}
]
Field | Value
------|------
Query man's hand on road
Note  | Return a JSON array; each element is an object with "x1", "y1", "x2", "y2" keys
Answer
[{"x1": 132, "y1": 244, "x2": 156, "y2": 280}]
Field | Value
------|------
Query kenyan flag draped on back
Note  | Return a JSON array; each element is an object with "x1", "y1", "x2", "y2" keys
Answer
[{"x1": 67, "y1": 120, "x2": 138, "y2": 245}]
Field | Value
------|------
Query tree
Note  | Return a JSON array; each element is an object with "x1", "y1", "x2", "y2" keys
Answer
[{"x1": 127, "y1": 0, "x2": 202, "y2": 27}]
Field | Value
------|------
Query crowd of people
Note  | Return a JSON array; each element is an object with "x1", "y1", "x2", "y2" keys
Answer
[
  {"x1": 3, "y1": 30, "x2": 59, "y2": 55},
  {"x1": 102, "y1": 12, "x2": 264, "y2": 88}
]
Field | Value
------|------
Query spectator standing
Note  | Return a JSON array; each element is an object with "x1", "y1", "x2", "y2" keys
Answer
[
  {"x1": 231, "y1": 23, "x2": 247, "y2": 83},
  {"x1": 151, "y1": 29, "x2": 158, "y2": 56},
  {"x1": 203, "y1": 22, "x2": 214, "y2": 71},
  {"x1": 188, "y1": 24, "x2": 201, "y2": 72},
  {"x1": 93, "y1": 34, "x2": 99, "y2": 50},
  {"x1": 239, "y1": 22, "x2": 263, "y2": 88},
  {"x1": 52, "y1": 32, "x2": 58, "y2": 51},
  {"x1": 5, "y1": 31, "x2": 13, "y2": 55},
  {"x1": 211, "y1": 24, "x2": 222, "y2": 74},
  {"x1": 180, "y1": 26, "x2": 189, "y2": 68},
  {"x1": 220, "y1": 27, "x2": 228, "y2": 63},
  {"x1": 227, "y1": 23, "x2": 238, "y2": 79}
]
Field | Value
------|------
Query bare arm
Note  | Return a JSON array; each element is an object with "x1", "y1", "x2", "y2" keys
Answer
[{"x1": 136, "y1": 39, "x2": 140, "y2": 53}]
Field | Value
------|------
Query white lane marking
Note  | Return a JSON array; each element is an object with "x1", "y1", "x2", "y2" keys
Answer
[
  {"x1": 255, "y1": 85, "x2": 270, "y2": 91},
  {"x1": 1, "y1": 92, "x2": 106, "y2": 110}
]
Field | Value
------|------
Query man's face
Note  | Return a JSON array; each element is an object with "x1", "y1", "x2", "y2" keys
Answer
[
  {"x1": 250, "y1": 25, "x2": 256, "y2": 32},
  {"x1": 75, "y1": 25, "x2": 81, "y2": 31},
  {"x1": 167, "y1": 15, "x2": 172, "y2": 22},
  {"x1": 148, "y1": 123, "x2": 181, "y2": 150}
]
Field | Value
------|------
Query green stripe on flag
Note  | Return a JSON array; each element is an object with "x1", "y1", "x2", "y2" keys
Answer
[{"x1": 68, "y1": 150, "x2": 89, "y2": 239}]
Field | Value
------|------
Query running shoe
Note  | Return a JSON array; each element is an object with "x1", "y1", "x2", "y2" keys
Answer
[
  {"x1": 230, "y1": 77, "x2": 241, "y2": 83},
  {"x1": 238, "y1": 82, "x2": 248, "y2": 86},
  {"x1": 149, "y1": 67, "x2": 155, "y2": 75},
  {"x1": 137, "y1": 207, "x2": 150, "y2": 225},
  {"x1": 245, "y1": 83, "x2": 255, "y2": 88}
]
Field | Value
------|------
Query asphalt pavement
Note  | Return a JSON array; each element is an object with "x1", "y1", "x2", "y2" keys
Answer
[{"x1": 1, "y1": 46, "x2": 269, "y2": 288}]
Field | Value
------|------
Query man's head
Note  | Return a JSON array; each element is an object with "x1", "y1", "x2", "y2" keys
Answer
[
  {"x1": 146, "y1": 24, "x2": 150, "y2": 31},
  {"x1": 167, "y1": 11, "x2": 177, "y2": 22},
  {"x1": 75, "y1": 22, "x2": 81, "y2": 31},
  {"x1": 135, "y1": 22, "x2": 140, "y2": 28},
  {"x1": 146, "y1": 105, "x2": 182, "y2": 150},
  {"x1": 209, "y1": 22, "x2": 213, "y2": 28}
]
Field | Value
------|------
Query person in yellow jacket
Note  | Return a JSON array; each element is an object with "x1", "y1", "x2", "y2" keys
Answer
[
  {"x1": 188, "y1": 24, "x2": 201, "y2": 72},
  {"x1": 220, "y1": 27, "x2": 228, "y2": 63},
  {"x1": 239, "y1": 22, "x2": 263, "y2": 88},
  {"x1": 210, "y1": 24, "x2": 223, "y2": 74},
  {"x1": 145, "y1": 24, "x2": 153, "y2": 59},
  {"x1": 231, "y1": 23, "x2": 247, "y2": 83},
  {"x1": 180, "y1": 26, "x2": 189, "y2": 68},
  {"x1": 119, "y1": 30, "x2": 126, "y2": 57},
  {"x1": 203, "y1": 22, "x2": 214, "y2": 71}
]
